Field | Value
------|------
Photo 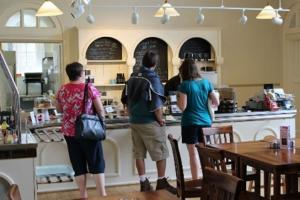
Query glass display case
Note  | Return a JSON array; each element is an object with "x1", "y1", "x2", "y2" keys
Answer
[{"x1": 0, "y1": 51, "x2": 21, "y2": 143}]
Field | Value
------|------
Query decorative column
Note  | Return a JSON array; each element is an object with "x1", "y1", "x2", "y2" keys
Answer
[{"x1": 172, "y1": 57, "x2": 181, "y2": 76}]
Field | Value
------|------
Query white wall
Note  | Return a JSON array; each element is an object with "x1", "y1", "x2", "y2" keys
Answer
[{"x1": 0, "y1": 0, "x2": 289, "y2": 106}]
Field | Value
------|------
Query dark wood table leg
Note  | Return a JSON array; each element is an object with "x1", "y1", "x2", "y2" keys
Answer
[
  {"x1": 264, "y1": 171, "x2": 270, "y2": 199},
  {"x1": 240, "y1": 159, "x2": 247, "y2": 191},
  {"x1": 286, "y1": 173, "x2": 298, "y2": 194},
  {"x1": 273, "y1": 171, "x2": 281, "y2": 200},
  {"x1": 254, "y1": 168, "x2": 261, "y2": 197}
]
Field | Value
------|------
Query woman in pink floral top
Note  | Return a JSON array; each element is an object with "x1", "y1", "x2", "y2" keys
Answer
[{"x1": 56, "y1": 62, "x2": 106, "y2": 198}]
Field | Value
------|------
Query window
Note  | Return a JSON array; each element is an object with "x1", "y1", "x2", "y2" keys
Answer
[
  {"x1": 1, "y1": 43, "x2": 44, "y2": 75},
  {"x1": 5, "y1": 9, "x2": 55, "y2": 28},
  {"x1": 5, "y1": 11, "x2": 21, "y2": 27},
  {"x1": 39, "y1": 17, "x2": 55, "y2": 28},
  {"x1": 23, "y1": 9, "x2": 37, "y2": 27}
]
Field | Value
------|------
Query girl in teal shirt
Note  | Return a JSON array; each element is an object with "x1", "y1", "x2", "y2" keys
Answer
[{"x1": 177, "y1": 58, "x2": 219, "y2": 180}]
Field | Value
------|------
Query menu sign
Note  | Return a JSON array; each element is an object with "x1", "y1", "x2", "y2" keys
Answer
[
  {"x1": 134, "y1": 37, "x2": 168, "y2": 82},
  {"x1": 280, "y1": 126, "x2": 291, "y2": 149},
  {"x1": 86, "y1": 37, "x2": 122, "y2": 60}
]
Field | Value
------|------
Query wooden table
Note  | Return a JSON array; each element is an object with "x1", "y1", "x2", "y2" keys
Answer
[
  {"x1": 209, "y1": 139, "x2": 300, "y2": 200},
  {"x1": 88, "y1": 190, "x2": 179, "y2": 200}
]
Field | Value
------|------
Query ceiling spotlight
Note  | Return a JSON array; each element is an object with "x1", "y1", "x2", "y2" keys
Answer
[
  {"x1": 86, "y1": 4, "x2": 95, "y2": 24},
  {"x1": 131, "y1": 7, "x2": 139, "y2": 25},
  {"x1": 161, "y1": 8, "x2": 170, "y2": 24},
  {"x1": 272, "y1": 10, "x2": 283, "y2": 25},
  {"x1": 155, "y1": 0, "x2": 180, "y2": 17},
  {"x1": 239, "y1": 9, "x2": 248, "y2": 25},
  {"x1": 83, "y1": 0, "x2": 92, "y2": 5},
  {"x1": 71, "y1": 0, "x2": 85, "y2": 19},
  {"x1": 196, "y1": 8, "x2": 205, "y2": 24}
]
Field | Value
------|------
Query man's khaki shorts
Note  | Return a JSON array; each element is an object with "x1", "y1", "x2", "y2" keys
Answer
[{"x1": 130, "y1": 122, "x2": 169, "y2": 161}]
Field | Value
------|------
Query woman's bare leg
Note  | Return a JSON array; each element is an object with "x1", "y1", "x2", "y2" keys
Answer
[
  {"x1": 187, "y1": 144, "x2": 201, "y2": 179},
  {"x1": 93, "y1": 173, "x2": 107, "y2": 196},
  {"x1": 75, "y1": 174, "x2": 88, "y2": 198}
]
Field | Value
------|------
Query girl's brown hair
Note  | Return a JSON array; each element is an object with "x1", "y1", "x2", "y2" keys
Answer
[{"x1": 179, "y1": 58, "x2": 201, "y2": 81}]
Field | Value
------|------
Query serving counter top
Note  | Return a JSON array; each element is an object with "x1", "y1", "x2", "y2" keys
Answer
[{"x1": 27, "y1": 109, "x2": 297, "y2": 130}]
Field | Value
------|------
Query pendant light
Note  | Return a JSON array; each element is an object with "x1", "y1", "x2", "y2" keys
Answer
[
  {"x1": 154, "y1": 0, "x2": 180, "y2": 17},
  {"x1": 36, "y1": 0, "x2": 63, "y2": 17},
  {"x1": 256, "y1": 4, "x2": 279, "y2": 19}
]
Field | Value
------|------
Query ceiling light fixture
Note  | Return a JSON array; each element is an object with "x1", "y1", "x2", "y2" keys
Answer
[
  {"x1": 71, "y1": 0, "x2": 85, "y2": 19},
  {"x1": 240, "y1": 9, "x2": 248, "y2": 25},
  {"x1": 36, "y1": 0, "x2": 63, "y2": 16},
  {"x1": 86, "y1": 3, "x2": 95, "y2": 24},
  {"x1": 256, "y1": 4, "x2": 279, "y2": 19},
  {"x1": 83, "y1": 0, "x2": 92, "y2": 5},
  {"x1": 161, "y1": 8, "x2": 170, "y2": 24},
  {"x1": 155, "y1": 0, "x2": 180, "y2": 18},
  {"x1": 196, "y1": 8, "x2": 205, "y2": 25},
  {"x1": 131, "y1": 7, "x2": 139, "y2": 25},
  {"x1": 272, "y1": 10, "x2": 283, "y2": 25},
  {"x1": 83, "y1": 0, "x2": 290, "y2": 26}
]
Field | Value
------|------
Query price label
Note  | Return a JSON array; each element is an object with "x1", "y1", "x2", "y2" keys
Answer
[{"x1": 105, "y1": 106, "x2": 114, "y2": 113}]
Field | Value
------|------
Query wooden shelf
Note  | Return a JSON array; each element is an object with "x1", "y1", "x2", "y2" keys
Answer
[
  {"x1": 95, "y1": 84, "x2": 125, "y2": 87},
  {"x1": 87, "y1": 60, "x2": 127, "y2": 64}
]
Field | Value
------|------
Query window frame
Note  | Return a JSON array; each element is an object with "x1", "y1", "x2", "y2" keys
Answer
[{"x1": 5, "y1": 9, "x2": 55, "y2": 29}]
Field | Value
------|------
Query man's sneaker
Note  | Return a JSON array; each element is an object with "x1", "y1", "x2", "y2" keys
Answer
[
  {"x1": 140, "y1": 178, "x2": 153, "y2": 192},
  {"x1": 156, "y1": 177, "x2": 177, "y2": 195}
]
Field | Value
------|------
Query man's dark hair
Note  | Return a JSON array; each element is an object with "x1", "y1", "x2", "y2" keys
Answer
[
  {"x1": 142, "y1": 51, "x2": 159, "y2": 68},
  {"x1": 179, "y1": 58, "x2": 201, "y2": 81},
  {"x1": 66, "y1": 62, "x2": 84, "y2": 81}
]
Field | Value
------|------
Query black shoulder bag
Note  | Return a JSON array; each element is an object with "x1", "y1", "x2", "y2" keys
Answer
[{"x1": 75, "y1": 80, "x2": 106, "y2": 141}]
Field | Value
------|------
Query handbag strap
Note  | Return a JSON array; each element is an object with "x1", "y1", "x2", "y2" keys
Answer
[{"x1": 82, "y1": 77, "x2": 91, "y2": 114}]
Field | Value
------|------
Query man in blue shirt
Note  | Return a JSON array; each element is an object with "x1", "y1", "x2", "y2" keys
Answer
[{"x1": 121, "y1": 51, "x2": 176, "y2": 194}]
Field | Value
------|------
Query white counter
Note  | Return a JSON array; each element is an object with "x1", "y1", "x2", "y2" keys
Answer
[{"x1": 35, "y1": 110, "x2": 297, "y2": 192}]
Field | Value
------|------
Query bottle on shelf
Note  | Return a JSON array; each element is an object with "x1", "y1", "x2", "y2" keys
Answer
[{"x1": 1, "y1": 118, "x2": 9, "y2": 138}]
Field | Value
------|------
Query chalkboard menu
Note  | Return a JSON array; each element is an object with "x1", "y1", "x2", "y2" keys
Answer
[
  {"x1": 134, "y1": 37, "x2": 168, "y2": 82},
  {"x1": 179, "y1": 38, "x2": 211, "y2": 60},
  {"x1": 86, "y1": 37, "x2": 122, "y2": 60}
]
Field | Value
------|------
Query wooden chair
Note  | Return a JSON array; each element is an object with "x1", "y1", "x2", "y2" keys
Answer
[
  {"x1": 202, "y1": 126, "x2": 260, "y2": 192},
  {"x1": 271, "y1": 193, "x2": 300, "y2": 200},
  {"x1": 202, "y1": 125, "x2": 234, "y2": 146},
  {"x1": 8, "y1": 184, "x2": 21, "y2": 200},
  {"x1": 167, "y1": 134, "x2": 202, "y2": 200},
  {"x1": 196, "y1": 145, "x2": 227, "y2": 174},
  {"x1": 201, "y1": 167, "x2": 243, "y2": 200}
]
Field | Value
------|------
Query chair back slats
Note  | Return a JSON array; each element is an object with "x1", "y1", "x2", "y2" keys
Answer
[
  {"x1": 168, "y1": 134, "x2": 184, "y2": 196},
  {"x1": 201, "y1": 167, "x2": 243, "y2": 200},
  {"x1": 196, "y1": 145, "x2": 227, "y2": 174},
  {"x1": 202, "y1": 126, "x2": 234, "y2": 146}
]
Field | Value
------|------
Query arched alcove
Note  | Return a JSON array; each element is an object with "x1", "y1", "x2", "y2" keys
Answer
[
  {"x1": 133, "y1": 37, "x2": 172, "y2": 82},
  {"x1": 83, "y1": 36, "x2": 129, "y2": 86},
  {"x1": 178, "y1": 37, "x2": 215, "y2": 60},
  {"x1": 178, "y1": 37, "x2": 218, "y2": 86},
  {"x1": 86, "y1": 37, "x2": 124, "y2": 61}
]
